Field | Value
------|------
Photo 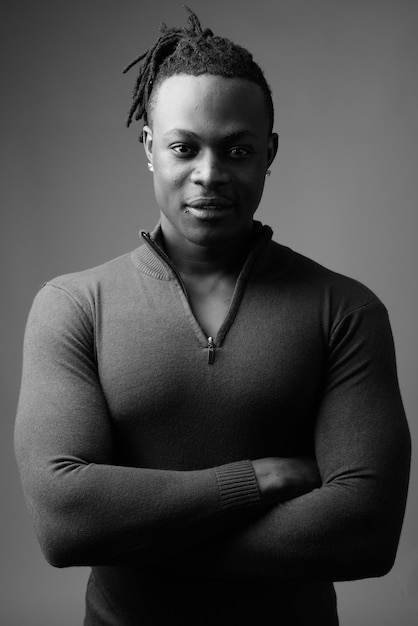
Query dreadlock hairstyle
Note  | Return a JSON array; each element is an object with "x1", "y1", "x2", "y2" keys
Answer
[{"x1": 123, "y1": 6, "x2": 274, "y2": 141}]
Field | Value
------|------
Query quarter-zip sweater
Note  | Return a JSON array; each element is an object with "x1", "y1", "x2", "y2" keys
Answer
[{"x1": 15, "y1": 222, "x2": 410, "y2": 626}]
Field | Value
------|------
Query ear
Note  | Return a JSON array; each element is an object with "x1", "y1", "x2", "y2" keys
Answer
[
  {"x1": 143, "y1": 125, "x2": 153, "y2": 164},
  {"x1": 267, "y1": 132, "x2": 279, "y2": 169}
]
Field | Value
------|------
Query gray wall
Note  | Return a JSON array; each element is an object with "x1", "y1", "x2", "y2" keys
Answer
[{"x1": 2, "y1": 1, "x2": 417, "y2": 623}]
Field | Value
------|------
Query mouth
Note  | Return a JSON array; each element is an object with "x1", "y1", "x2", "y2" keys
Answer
[
  {"x1": 187, "y1": 197, "x2": 233, "y2": 208},
  {"x1": 185, "y1": 197, "x2": 234, "y2": 219}
]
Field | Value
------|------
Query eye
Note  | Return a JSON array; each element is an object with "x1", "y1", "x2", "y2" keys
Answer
[
  {"x1": 228, "y1": 146, "x2": 252, "y2": 158},
  {"x1": 171, "y1": 144, "x2": 196, "y2": 157}
]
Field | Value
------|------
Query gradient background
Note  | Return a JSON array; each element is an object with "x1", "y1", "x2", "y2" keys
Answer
[{"x1": 2, "y1": 1, "x2": 417, "y2": 624}]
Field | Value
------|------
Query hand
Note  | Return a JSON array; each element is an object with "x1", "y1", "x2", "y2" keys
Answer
[{"x1": 252, "y1": 456, "x2": 321, "y2": 505}]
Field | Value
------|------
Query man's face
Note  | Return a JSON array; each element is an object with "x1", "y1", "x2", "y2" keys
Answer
[{"x1": 143, "y1": 73, "x2": 278, "y2": 248}]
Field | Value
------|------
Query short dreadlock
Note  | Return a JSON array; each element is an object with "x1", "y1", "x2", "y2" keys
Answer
[{"x1": 123, "y1": 6, "x2": 274, "y2": 141}]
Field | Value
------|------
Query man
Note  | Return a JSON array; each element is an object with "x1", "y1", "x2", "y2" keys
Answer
[{"x1": 15, "y1": 8, "x2": 410, "y2": 625}]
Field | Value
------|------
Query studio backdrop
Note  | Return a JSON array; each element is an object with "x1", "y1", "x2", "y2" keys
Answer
[{"x1": 1, "y1": 1, "x2": 417, "y2": 624}]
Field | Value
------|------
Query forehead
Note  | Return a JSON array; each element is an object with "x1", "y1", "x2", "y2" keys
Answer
[{"x1": 150, "y1": 74, "x2": 270, "y2": 138}]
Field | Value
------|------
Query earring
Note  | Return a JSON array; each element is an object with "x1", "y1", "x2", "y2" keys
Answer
[
  {"x1": 147, "y1": 162, "x2": 154, "y2": 172},
  {"x1": 266, "y1": 169, "x2": 271, "y2": 177}
]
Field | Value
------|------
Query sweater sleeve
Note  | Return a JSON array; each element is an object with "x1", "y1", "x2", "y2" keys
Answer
[
  {"x1": 149, "y1": 300, "x2": 411, "y2": 581},
  {"x1": 14, "y1": 284, "x2": 260, "y2": 567}
]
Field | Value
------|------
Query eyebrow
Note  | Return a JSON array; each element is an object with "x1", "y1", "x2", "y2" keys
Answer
[{"x1": 163, "y1": 129, "x2": 259, "y2": 141}]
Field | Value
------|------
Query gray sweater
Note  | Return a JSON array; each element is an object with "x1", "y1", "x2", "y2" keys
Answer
[{"x1": 15, "y1": 222, "x2": 410, "y2": 625}]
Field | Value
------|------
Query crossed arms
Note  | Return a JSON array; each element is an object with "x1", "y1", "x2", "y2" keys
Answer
[{"x1": 15, "y1": 284, "x2": 411, "y2": 581}]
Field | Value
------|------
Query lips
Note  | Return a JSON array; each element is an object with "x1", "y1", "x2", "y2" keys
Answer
[
  {"x1": 186, "y1": 197, "x2": 233, "y2": 209},
  {"x1": 184, "y1": 197, "x2": 234, "y2": 220}
]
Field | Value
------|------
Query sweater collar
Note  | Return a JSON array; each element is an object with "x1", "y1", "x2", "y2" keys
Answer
[{"x1": 131, "y1": 221, "x2": 273, "y2": 281}]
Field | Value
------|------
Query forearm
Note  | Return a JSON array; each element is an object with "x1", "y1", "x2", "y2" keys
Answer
[
  {"x1": 15, "y1": 453, "x2": 260, "y2": 568},
  {"x1": 147, "y1": 390, "x2": 411, "y2": 583},
  {"x1": 149, "y1": 472, "x2": 409, "y2": 582},
  {"x1": 15, "y1": 451, "x2": 319, "y2": 569}
]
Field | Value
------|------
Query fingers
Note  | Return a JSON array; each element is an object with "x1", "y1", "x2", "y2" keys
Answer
[{"x1": 252, "y1": 456, "x2": 321, "y2": 505}]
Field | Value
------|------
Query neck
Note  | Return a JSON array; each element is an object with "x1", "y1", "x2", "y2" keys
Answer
[{"x1": 159, "y1": 220, "x2": 253, "y2": 278}]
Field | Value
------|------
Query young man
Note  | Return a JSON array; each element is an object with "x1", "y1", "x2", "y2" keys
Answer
[{"x1": 15, "y1": 8, "x2": 410, "y2": 625}]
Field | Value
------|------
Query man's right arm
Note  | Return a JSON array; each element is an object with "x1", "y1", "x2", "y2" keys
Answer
[{"x1": 14, "y1": 285, "x2": 317, "y2": 567}]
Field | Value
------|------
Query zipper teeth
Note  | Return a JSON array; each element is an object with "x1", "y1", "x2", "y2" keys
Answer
[
  {"x1": 142, "y1": 232, "x2": 190, "y2": 300},
  {"x1": 142, "y1": 233, "x2": 216, "y2": 364}
]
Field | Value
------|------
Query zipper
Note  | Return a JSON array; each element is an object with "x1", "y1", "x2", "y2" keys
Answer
[
  {"x1": 141, "y1": 232, "x2": 189, "y2": 296},
  {"x1": 207, "y1": 336, "x2": 215, "y2": 365},
  {"x1": 142, "y1": 232, "x2": 217, "y2": 365}
]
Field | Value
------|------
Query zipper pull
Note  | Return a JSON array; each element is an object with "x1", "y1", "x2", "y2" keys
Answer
[{"x1": 207, "y1": 337, "x2": 215, "y2": 365}]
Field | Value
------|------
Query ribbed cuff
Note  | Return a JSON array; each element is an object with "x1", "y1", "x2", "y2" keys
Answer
[{"x1": 215, "y1": 460, "x2": 260, "y2": 512}]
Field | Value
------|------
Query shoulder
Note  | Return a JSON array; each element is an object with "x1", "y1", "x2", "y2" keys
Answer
[
  {"x1": 262, "y1": 239, "x2": 387, "y2": 329},
  {"x1": 28, "y1": 250, "x2": 137, "y2": 330},
  {"x1": 46, "y1": 249, "x2": 134, "y2": 291},
  {"x1": 291, "y1": 246, "x2": 378, "y2": 303}
]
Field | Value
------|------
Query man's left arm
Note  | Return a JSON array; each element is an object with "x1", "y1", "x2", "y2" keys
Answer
[{"x1": 149, "y1": 299, "x2": 411, "y2": 581}]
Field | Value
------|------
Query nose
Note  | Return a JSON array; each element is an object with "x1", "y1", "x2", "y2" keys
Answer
[{"x1": 190, "y1": 151, "x2": 230, "y2": 187}]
